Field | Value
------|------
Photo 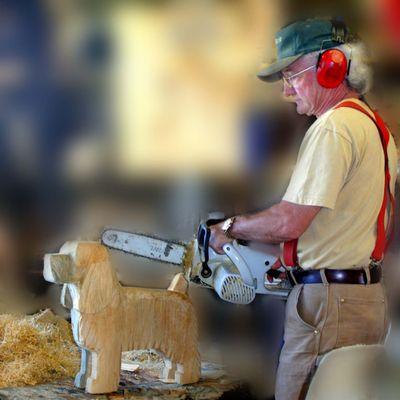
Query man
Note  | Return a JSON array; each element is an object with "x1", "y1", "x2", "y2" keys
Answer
[{"x1": 209, "y1": 18, "x2": 397, "y2": 400}]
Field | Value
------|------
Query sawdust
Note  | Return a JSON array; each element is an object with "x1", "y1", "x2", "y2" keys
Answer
[{"x1": 0, "y1": 309, "x2": 80, "y2": 388}]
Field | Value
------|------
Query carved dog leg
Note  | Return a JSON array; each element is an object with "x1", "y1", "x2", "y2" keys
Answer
[
  {"x1": 60, "y1": 284, "x2": 73, "y2": 309},
  {"x1": 175, "y1": 354, "x2": 201, "y2": 384},
  {"x1": 162, "y1": 358, "x2": 177, "y2": 382},
  {"x1": 86, "y1": 347, "x2": 121, "y2": 394},
  {"x1": 75, "y1": 348, "x2": 91, "y2": 389},
  {"x1": 70, "y1": 308, "x2": 91, "y2": 389},
  {"x1": 175, "y1": 363, "x2": 190, "y2": 384}
]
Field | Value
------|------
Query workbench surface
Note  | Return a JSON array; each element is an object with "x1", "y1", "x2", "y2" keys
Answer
[{"x1": 0, "y1": 363, "x2": 241, "y2": 400}]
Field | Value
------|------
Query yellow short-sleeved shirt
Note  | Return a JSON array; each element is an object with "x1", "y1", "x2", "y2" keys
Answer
[{"x1": 283, "y1": 99, "x2": 398, "y2": 270}]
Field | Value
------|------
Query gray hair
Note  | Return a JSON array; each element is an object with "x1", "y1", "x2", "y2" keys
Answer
[
  {"x1": 340, "y1": 42, "x2": 373, "y2": 95},
  {"x1": 301, "y1": 42, "x2": 373, "y2": 95}
]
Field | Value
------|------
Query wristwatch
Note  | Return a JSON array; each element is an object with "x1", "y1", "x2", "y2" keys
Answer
[{"x1": 221, "y1": 216, "x2": 236, "y2": 238}]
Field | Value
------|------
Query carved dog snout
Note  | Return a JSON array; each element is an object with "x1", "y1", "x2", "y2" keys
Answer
[{"x1": 43, "y1": 253, "x2": 74, "y2": 284}]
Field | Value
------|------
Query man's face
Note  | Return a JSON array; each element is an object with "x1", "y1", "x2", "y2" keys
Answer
[{"x1": 281, "y1": 58, "x2": 317, "y2": 116}]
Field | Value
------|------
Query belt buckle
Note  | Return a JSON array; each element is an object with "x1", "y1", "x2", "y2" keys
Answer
[
  {"x1": 362, "y1": 266, "x2": 371, "y2": 285},
  {"x1": 370, "y1": 258, "x2": 382, "y2": 269},
  {"x1": 369, "y1": 259, "x2": 383, "y2": 284}
]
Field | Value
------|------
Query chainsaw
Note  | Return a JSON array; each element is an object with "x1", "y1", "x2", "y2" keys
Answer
[{"x1": 101, "y1": 220, "x2": 291, "y2": 304}]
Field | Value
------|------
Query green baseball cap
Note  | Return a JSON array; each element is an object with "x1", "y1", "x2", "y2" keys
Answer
[{"x1": 258, "y1": 18, "x2": 349, "y2": 82}]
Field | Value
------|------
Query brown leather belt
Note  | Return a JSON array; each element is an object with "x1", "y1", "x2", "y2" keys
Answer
[{"x1": 287, "y1": 264, "x2": 382, "y2": 286}]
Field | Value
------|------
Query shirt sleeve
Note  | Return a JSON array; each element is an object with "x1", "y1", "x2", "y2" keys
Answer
[{"x1": 283, "y1": 127, "x2": 353, "y2": 210}]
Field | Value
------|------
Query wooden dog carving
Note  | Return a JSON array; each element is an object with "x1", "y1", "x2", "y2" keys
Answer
[{"x1": 43, "y1": 241, "x2": 200, "y2": 394}]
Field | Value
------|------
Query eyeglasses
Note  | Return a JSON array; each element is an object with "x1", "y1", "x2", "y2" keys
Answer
[{"x1": 282, "y1": 65, "x2": 315, "y2": 87}]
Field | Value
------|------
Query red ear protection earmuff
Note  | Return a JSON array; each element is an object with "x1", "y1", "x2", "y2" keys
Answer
[
  {"x1": 316, "y1": 19, "x2": 351, "y2": 89},
  {"x1": 316, "y1": 48, "x2": 348, "y2": 88}
]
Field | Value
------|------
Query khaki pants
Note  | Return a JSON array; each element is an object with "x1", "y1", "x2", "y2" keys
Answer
[{"x1": 275, "y1": 282, "x2": 388, "y2": 400}]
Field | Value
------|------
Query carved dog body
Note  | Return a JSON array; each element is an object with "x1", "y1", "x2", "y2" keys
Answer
[{"x1": 44, "y1": 241, "x2": 200, "y2": 394}]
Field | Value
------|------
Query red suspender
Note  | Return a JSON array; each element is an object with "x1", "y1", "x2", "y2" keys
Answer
[
  {"x1": 283, "y1": 100, "x2": 395, "y2": 267},
  {"x1": 282, "y1": 238, "x2": 298, "y2": 267}
]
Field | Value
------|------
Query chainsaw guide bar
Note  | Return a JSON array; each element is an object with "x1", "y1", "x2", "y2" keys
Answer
[{"x1": 101, "y1": 229, "x2": 187, "y2": 266}]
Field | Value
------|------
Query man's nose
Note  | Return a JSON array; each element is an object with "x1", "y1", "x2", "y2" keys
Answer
[{"x1": 283, "y1": 81, "x2": 296, "y2": 97}]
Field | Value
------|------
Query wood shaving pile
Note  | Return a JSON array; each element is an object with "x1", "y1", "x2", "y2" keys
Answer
[
  {"x1": 123, "y1": 349, "x2": 164, "y2": 375},
  {"x1": 0, "y1": 309, "x2": 79, "y2": 388}
]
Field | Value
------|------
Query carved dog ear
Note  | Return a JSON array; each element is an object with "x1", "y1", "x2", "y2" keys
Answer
[
  {"x1": 74, "y1": 242, "x2": 110, "y2": 267},
  {"x1": 79, "y1": 259, "x2": 119, "y2": 314}
]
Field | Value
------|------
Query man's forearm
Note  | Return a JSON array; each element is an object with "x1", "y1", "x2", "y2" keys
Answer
[{"x1": 230, "y1": 201, "x2": 321, "y2": 244}]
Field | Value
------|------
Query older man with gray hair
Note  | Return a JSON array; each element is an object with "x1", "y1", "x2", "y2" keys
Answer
[{"x1": 209, "y1": 18, "x2": 397, "y2": 399}]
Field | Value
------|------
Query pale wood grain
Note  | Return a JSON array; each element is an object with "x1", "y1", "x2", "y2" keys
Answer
[{"x1": 167, "y1": 272, "x2": 189, "y2": 294}]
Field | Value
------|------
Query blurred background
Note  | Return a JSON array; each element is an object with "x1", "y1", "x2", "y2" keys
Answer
[{"x1": 0, "y1": 0, "x2": 399, "y2": 397}]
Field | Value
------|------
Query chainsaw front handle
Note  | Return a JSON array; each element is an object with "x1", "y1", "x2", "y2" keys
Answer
[{"x1": 222, "y1": 242, "x2": 255, "y2": 287}]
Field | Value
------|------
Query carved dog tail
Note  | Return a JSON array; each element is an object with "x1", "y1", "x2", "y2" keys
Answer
[
  {"x1": 164, "y1": 290, "x2": 201, "y2": 383},
  {"x1": 167, "y1": 273, "x2": 201, "y2": 382}
]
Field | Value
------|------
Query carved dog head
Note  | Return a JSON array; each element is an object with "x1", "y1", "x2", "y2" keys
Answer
[{"x1": 43, "y1": 241, "x2": 120, "y2": 313}]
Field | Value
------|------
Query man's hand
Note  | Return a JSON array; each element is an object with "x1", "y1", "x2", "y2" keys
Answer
[
  {"x1": 266, "y1": 258, "x2": 287, "y2": 283},
  {"x1": 209, "y1": 223, "x2": 233, "y2": 255}
]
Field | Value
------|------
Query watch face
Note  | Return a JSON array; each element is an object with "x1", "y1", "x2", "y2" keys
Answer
[{"x1": 222, "y1": 218, "x2": 232, "y2": 232}]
